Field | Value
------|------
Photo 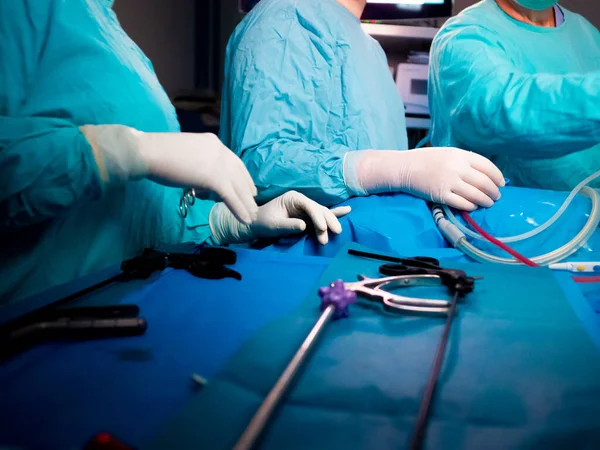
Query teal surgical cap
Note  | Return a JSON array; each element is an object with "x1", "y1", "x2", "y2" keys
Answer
[{"x1": 513, "y1": 0, "x2": 558, "y2": 11}]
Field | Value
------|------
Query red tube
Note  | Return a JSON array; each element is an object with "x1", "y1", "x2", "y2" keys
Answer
[
  {"x1": 572, "y1": 276, "x2": 600, "y2": 283},
  {"x1": 460, "y1": 211, "x2": 537, "y2": 267},
  {"x1": 460, "y1": 211, "x2": 600, "y2": 284}
]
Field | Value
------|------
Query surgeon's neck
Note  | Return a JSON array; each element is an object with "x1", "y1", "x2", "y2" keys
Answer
[
  {"x1": 336, "y1": 0, "x2": 367, "y2": 19},
  {"x1": 496, "y1": 0, "x2": 556, "y2": 27}
]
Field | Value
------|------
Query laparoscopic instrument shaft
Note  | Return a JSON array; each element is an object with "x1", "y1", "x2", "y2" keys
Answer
[
  {"x1": 234, "y1": 281, "x2": 356, "y2": 450},
  {"x1": 409, "y1": 291, "x2": 460, "y2": 450},
  {"x1": 234, "y1": 307, "x2": 337, "y2": 450}
]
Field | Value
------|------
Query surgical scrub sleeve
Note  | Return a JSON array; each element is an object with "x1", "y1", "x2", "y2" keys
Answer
[
  {"x1": 220, "y1": 0, "x2": 408, "y2": 207},
  {"x1": 0, "y1": 0, "x2": 215, "y2": 304},
  {"x1": 429, "y1": 0, "x2": 600, "y2": 191}
]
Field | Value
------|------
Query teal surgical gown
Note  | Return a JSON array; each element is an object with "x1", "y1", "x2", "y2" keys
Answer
[
  {"x1": 0, "y1": 0, "x2": 215, "y2": 304},
  {"x1": 429, "y1": 0, "x2": 600, "y2": 191},
  {"x1": 220, "y1": 0, "x2": 408, "y2": 207}
]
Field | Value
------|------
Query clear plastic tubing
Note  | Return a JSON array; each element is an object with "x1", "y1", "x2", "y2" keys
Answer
[
  {"x1": 453, "y1": 187, "x2": 600, "y2": 266},
  {"x1": 443, "y1": 169, "x2": 600, "y2": 243}
]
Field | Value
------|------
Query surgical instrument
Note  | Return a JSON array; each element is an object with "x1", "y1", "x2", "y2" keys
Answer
[
  {"x1": 347, "y1": 249, "x2": 475, "y2": 449},
  {"x1": 1, "y1": 245, "x2": 240, "y2": 358},
  {"x1": 549, "y1": 262, "x2": 600, "y2": 273},
  {"x1": 233, "y1": 280, "x2": 357, "y2": 450},
  {"x1": 5, "y1": 245, "x2": 240, "y2": 329},
  {"x1": 341, "y1": 271, "x2": 467, "y2": 448},
  {"x1": 235, "y1": 251, "x2": 477, "y2": 449},
  {"x1": 324, "y1": 271, "x2": 466, "y2": 449},
  {"x1": 0, "y1": 305, "x2": 147, "y2": 360},
  {"x1": 348, "y1": 249, "x2": 476, "y2": 297},
  {"x1": 120, "y1": 246, "x2": 241, "y2": 281},
  {"x1": 342, "y1": 251, "x2": 476, "y2": 315},
  {"x1": 342, "y1": 274, "x2": 450, "y2": 315},
  {"x1": 410, "y1": 287, "x2": 460, "y2": 450},
  {"x1": 71, "y1": 245, "x2": 240, "y2": 304}
]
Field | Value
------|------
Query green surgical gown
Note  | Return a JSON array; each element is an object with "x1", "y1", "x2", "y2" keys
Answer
[
  {"x1": 220, "y1": 0, "x2": 408, "y2": 207},
  {"x1": 429, "y1": 0, "x2": 600, "y2": 191},
  {"x1": 0, "y1": 0, "x2": 215, "y2": 304}
]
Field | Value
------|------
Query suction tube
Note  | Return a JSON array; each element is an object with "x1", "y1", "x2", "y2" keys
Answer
[
  {"x1": 443, "y1": 169, "x2": 600, "y2": 243},
  {"x1": 432, "y1": 187, "x2": 600, "y2": 266}
]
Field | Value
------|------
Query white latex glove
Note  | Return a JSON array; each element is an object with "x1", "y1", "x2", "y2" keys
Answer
[
  {"x1": 80, "y1": 125, "x2": 258, "y2": 224},
  {"x1": 210, "y1": 191, "x2": 352, "y2": 245},
  {"x1": 350, "y1": 148, "x2": 505, "y2": 211}
]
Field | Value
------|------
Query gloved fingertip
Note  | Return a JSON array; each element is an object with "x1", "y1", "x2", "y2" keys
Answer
[
  {"x1": 239, "y1": 211, "x2": 253, "y2": 225},
  {"x1": 330, "y1": 221, "x2": 343, "y2": 235},
  {"x1": 333, "y1": 206, "x2": 352, "y2": 217},
  {"x1": 280, "y1": 219, "x2": 307, "y2": 234},
  {"x1": 457, "y1": 200, "x2": 477, "y2": 212},
  {"x1": 315, "y1": 221, "x2": 328, "y2": 232}
]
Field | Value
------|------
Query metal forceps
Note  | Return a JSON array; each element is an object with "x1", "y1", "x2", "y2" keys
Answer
[
  {"x1": 235, "y1": 250, "x2": 478, "y2": 450},
  {"x1": 343, "y1": 274, "x2": 451, "y2": 315},
  {"x1": 349, "y1": 250, "x2": 475, "y2": 296},
  {"x1": 343, "y1": 252, "x2": 475, "y2": 315},
  {"x1": 348, "y1": 249, "x2": 477, "y2": 450}
]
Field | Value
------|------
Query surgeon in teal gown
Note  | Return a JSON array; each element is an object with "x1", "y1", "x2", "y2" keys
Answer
[
  {"x1": 221, "y1": 0, "x2": 506, "y2": 211},
  {"x1": 0, "y1": 0, "x2": 350, "y2": 304},
  {"x1": 429, "y1": 0, "x2": 600, "y2": 191}
]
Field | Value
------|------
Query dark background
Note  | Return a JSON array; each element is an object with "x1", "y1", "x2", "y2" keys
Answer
[{"x1": 114, "y1": 0, "x2": 598, "y2": 97}]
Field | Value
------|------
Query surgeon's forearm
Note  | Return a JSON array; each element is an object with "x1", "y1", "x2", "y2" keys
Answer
[
  {"x1": 454, "y1": 71, "x2": 600, "y2": 157},
  {"x1": 242, "y1": 142, "x2": 353, "y2": 207},
  {"x1": 79, "y1": 124, "x2": 149, "y2": 184},
  {"x1": 0, "y1": 117, "x2": 107, "y2": 231},
  {"x1": 343, "y1": 151, "x2": 371, "y2": 196}
]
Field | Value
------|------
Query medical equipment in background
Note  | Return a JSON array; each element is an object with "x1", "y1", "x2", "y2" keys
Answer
[
  {"x1": 396, "y1": 59, "x2": 430, "y2": 117},
  {"x1": 433, "y1": 169, "x2": 600, "y2": 266},
  {"x1": 240, "y1": 0, "x2": 454, "y2": 19},
  {"x1": 362, "y1": 0, "x2": 453, "y2": 21}
]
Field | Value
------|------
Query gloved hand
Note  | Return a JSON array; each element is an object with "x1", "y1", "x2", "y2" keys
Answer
[
  {"x1": 79, "y1": 125, "x2": 258, "y2": 224},
  {"x1": 350, "y1": 148, "x2": 505, "y2": 211},
  {"x1": 209, "y1": 191, "x2": 352, "y2": 245}
]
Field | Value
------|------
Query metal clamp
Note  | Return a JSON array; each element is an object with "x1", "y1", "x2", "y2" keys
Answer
[
  {"x1": 179, "y1": 188, "x2": 196, "y2": 219},
  {"x1": 343, "y1": 274, "x2": 452, "y2": 315}
]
